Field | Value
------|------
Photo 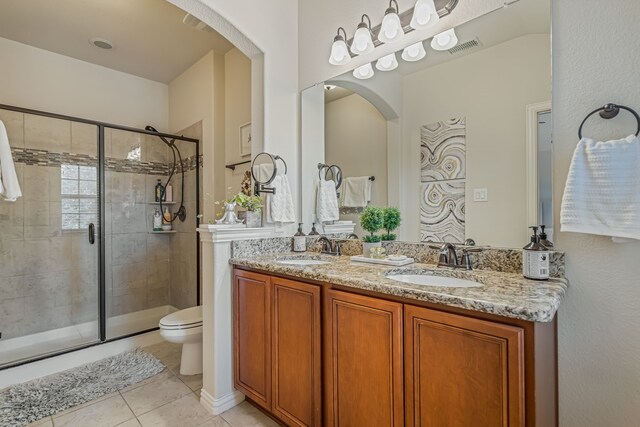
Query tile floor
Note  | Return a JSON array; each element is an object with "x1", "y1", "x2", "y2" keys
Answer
[{"x1": 26, "y1": 342, "x2": 279, "y2": 427}]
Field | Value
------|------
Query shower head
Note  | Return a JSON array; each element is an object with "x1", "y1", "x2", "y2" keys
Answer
[{"x1": 145, "y1": 125, "x2": 157, "y2": 132}]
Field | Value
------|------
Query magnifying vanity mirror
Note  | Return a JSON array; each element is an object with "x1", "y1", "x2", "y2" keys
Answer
[
  {"x1": 251, "y1": 152, "x2": 288, "y2": 195},
  {"x1": 301, "y1": 0, "x2": 551, "y2": 247}
]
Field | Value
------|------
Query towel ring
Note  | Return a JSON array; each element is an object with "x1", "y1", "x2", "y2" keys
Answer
[
  {"x1": 578, "y1": 103, "x2": 640, "y2": 139},
  {"x1": 317, "y1": 163, "x2": 342, "y2": 190},
  {"x1": 274, "y1": 155, "x2": 288, "y2": 175}
]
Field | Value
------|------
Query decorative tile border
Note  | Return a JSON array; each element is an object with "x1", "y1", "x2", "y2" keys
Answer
[{"x1": 11, "y1": 148, "x2": 201, "y2": 175}]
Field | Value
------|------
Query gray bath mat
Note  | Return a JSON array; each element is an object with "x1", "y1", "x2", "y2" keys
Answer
[{"x1": 0, "y1": 348, "x2": 165, "y2": 427}]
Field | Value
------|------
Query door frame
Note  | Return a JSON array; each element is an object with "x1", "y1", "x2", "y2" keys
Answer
[{"x1": 525, "y1": 101, "x2": 552, "y2": 236}]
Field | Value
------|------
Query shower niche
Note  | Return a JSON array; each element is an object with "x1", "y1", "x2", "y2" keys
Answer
[{"x1": 0, "y1": 104, "x2": 201, "y2": 368}]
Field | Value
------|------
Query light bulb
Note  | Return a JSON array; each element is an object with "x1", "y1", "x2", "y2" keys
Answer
[
  {"x1": 329, "y1": 28, "x2": 351, "y2": 65},
  {"x1": 410, "y1": 0, "x2": 440, "y2": 30},
  {"x1": 376, "y1": 52, "x2": 398, "y2": 71},
  {"x1": 378, "y1": 3, "x2": 404, "y2": 44},
  {"x1": 401, "y1": 41, "x2": 426, "y2": 62},
  {"x1": 431, "y1": 28, "x2": 458, "y2": 51},
  {"x1": 353, "y1": 63, "x2": 374, "y2": 79},
  {"x1": 350, "y1": 15, "x2": 374, "y2": 55}
]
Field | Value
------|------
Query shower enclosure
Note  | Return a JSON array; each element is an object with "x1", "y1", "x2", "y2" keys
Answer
[{"x1": 0, "y1": 104, "x2": 200, "y2": 369}]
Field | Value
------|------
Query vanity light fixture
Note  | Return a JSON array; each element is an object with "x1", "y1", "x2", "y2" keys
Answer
[
  {"x1": 401, "y1": 41, "x2": 427, "y2": 62},
  {"x1": 431, "y1": 28, "x2": 458, "y2": 50},
  {"x1": 329, "y1": 27, "x2": 351, "y2": 65},
  {"x1": 350, "y1": 14, "x2": 375, "y2": 55},
  {"x1": 378, "y1": 0, "x2": 404, "y2": 44},
  {"x1": 375, "y1": 52, "x2": 399, "y2": 71},
  {"x1": 410, "y1": 0, "x2": 440, "y2": 30},
  {"x1": 353, "y1": 63, "x2": 375, "y2": 79}
]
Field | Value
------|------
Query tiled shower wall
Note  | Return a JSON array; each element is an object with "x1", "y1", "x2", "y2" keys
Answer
[{"x1": 0, "y1": 108, "x2": 199, "y2": 341}]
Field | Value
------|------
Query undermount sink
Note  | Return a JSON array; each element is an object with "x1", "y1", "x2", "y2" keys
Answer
[
  {"x1": 275, "y1": 255, "x2": 332, "y2": 266},
  {"x1": 385, "y1": 270, "x2": 483, "y2": 288}
]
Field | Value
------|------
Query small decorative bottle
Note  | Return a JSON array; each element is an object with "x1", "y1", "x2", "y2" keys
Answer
[
  {"x1": 153, "y1": 208, "x2": 162, "y2": 231},
  {"x1": 155, "y1": 179, "x2": 165, "y2": 202},
  {"x1": 162, "y1": 207, "x2": 172, "y2": 231},
  {"x1": 165, "y1": 183, "x2": 173, "y2": 203}
]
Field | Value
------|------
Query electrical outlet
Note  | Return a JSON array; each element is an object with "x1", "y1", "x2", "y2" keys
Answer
[{"x1": 473, "y1": 188, "x2": 488, "y2": 202}]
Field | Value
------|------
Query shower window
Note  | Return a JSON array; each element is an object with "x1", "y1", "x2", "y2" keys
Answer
[{"x1": 61, "y1": 164, "x2": 98, "y2": 230}]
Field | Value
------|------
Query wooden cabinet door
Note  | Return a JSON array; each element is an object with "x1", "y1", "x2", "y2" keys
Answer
[
  {"x1": 404, "y1": 305, "x2": 525, "y2": 427},
  {"x1": 271, "y1": 277, "x2": 321, "y2": 426},
  {"x1": 324, "y1": 289, "x2": 404, "y2": 427},
  {"x1": 233, "y1": 270, "x2": 271, "y2": 410}
]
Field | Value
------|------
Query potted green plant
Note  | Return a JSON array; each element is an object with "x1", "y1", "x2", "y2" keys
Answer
[
  {"x1": 381, "y1": 207, "x2": 401, "y2": 241},
  {"x1": 360, "y1": 206, "x2": 384, "y2": 256},
  {"x1": 231, "y1": 192, "x2": 263, "y2": 228}
]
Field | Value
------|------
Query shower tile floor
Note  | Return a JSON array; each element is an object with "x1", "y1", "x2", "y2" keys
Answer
[{"x1": 27, "y1": 342, "x2": 279, "y2": 427}]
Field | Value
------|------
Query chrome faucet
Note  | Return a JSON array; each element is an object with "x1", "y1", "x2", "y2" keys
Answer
[{"x1": 429, "y1": 242, "x2": 482, "y2": 270}]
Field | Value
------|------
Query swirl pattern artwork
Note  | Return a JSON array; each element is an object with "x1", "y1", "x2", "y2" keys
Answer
[
  {"x1": 420, "y1": 117, "x2": 466, "y2": 243},
  {"x1": 421, "y1": 117, "x2": 466, "y2": 182}
]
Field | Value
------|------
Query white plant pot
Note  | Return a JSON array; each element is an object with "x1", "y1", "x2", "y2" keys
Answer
[
  {"x1": 245, "y1": 210, "x2": 262, "y2": 228},
  {"x1": 363, "y1": 241, "x2": 382, "y2": 257}
]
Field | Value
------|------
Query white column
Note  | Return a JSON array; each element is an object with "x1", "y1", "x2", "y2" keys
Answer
[{"x1": 197, "y1": 224, "x2": 279, "y2": 415}]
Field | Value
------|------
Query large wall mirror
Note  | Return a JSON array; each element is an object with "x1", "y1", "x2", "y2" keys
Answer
[{"x1": 301, "y1": 0, "x2": 551, "y2": 248}]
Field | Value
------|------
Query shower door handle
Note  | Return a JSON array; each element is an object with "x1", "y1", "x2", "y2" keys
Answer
[{"x1": 88, "y1": 223, "x2": 95, "y2": 244}]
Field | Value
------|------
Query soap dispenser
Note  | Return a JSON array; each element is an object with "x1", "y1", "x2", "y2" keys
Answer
[
  {"x1": 539, "y1": 225, "x2": 554, "y2": 249},
  {"x1": 293, "y1": 223, "x2": 307, "y2": 252},
  {"x1": 309, "y1": 223, "x2": 320, "y2": 236},
  {"x1": 523, "y1": 226, "x2": 549, "y2": 280}
]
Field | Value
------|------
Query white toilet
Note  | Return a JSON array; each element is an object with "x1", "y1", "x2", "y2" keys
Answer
[{"x1": 159, "y1": 305, "x2": 203, "y2": 375}]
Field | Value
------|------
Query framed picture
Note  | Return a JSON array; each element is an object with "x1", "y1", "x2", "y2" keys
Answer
[{"x1": 240, "y1": 122, "x2": 252, "y2": 157}]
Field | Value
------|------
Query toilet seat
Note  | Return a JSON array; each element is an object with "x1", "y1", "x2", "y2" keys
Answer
[{"x1": 159, "y1": 306, "x2": 202, "y2": 330}]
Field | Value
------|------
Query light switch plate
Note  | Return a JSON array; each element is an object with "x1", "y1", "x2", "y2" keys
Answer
[{"x1": 473, "y1": 188, "x2": 488, "y2": 202}]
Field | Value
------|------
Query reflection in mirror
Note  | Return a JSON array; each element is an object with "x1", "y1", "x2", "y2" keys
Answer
[
  {"x1": 251, "y1": 152, "x2": 276, "y2": 185},
  {"x1": 537, "y1": 111, "x2": 553, "y2": 241},
  {"x1": 318, "y1": 163, "x2": 343, "y2": 190},
  {"x1": 301, "y1": 0, "x2": 551, "y2": 248}
]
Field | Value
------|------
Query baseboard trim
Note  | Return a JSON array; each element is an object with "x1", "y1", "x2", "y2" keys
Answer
[{"x1": 200, "y1": 388, "x2": 245, "y2": 415}]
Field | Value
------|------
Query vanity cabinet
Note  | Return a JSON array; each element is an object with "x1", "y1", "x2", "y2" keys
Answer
[
  {"x1": 324, "y1": 289, "x2": 404, "y2": 427},
  {"x1": 233, "y1": 267, "x2": 556, "y2": 427},
  {"x1": 233, "y1": 270, "x2": 322, "y2": 426},
  {"x1": 404, "y1": 305, "x2": 525, "y2": 427}
]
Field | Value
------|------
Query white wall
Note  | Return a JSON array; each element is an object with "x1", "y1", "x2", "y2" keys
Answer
[
  {"x1": 169, "y1": 0, "x2": 299, "y2": 229},
  {"x1": 0, "y1": 37, "x2": 168, "y2": 129},
  {"x1": 168, "y1": 50, "x2": 226, "y2": 222},
  {"x1": 325, "y1": 93, "x2": 388, "y2": 235},
  {"x1": 402, "y1": 34, "x2": 551, "y2": 247},
  {"x1": 553, "y1": 1, "x2": 640, "y2": 426},
  {"x1": 224, "y1": 48, "x2": 252, "y2": 194}
]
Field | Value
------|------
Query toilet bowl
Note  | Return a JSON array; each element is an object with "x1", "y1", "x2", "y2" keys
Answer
[{"x1": 159, "y1": 306, "x2": 203, "y2": 375}]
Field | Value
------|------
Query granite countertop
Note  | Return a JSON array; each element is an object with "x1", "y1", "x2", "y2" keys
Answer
[{"x1": 230, "y1": 253, "x2": 568, "y2": 323}]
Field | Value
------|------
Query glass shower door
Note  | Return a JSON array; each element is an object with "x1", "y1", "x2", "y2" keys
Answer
[{"x1": 0, "y1": 109, "x2": 101, "y2": 368}]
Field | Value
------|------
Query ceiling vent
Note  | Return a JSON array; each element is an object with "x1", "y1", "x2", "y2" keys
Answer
[
  {"x1": 448, "y1": 38, "x2": 482, "y2": 55},
  {"x1": 182, "y1": 13, "x2": 214, "y2": 33}
]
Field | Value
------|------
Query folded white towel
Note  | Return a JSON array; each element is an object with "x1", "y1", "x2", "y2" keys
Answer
[
  {"x1": 342, "y1": 176, "x2": 371, "y2": 208},
  {"x1": 0, "y1": 120, "x2": 22, "y2": 201},
  {"x1": 266, "y1": 174, "x2": 295, "y2": 223},
  {"x1": 316, "y1": 179, "x2": 339, "y2": 223},
  {"x1": 560, "y1": 134, "x2": 640, "y2": 241}
]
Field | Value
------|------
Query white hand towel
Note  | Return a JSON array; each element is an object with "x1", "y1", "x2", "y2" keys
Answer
[
  {"x1": 316, "y1": 179, "x2": 339, "y2": 223},
  {"x1": 266, "y1": 174, "x2": 296, "y2": 223},
  {"x1": 560, "y1": 134, "x2": 640, "y2": 241},
  {"x1": 0, "y1": 120, "x2": 22, "y2": 201},
  {"x1": 342, "y1": 176, "x2": 371, "y2": 208}
]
